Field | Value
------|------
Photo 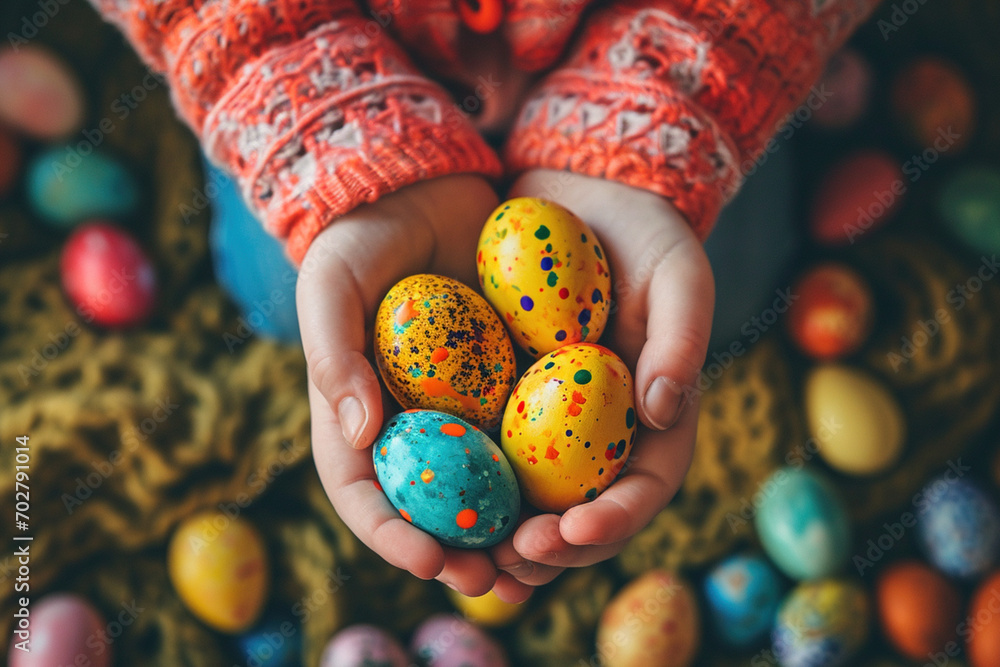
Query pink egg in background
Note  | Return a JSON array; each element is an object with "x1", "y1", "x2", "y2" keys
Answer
[
  {"x1": 811, "y1": 48, "x2": 874, "y2": 129},
  {"x1": 0, "y1": 126, "x2": 20, "y2": 197},
  {"x1": 60, "y1": 221, "x2": 157, "y2": 328},
  {"x1": 0, "y1": 45, "x2": 85, "y2": 140},
  {"x1": 320, "y1": 624, "x2": 411, "y2": 667},
  {"x1": 8, "y1": 593, "x2": 111, "y2": 667},
  {"x1": 411, "y1": 614, "x2": 508, "y2": 667},
  {"x1": 810, "y1": 150, "x2": 905, "y2": 247}
]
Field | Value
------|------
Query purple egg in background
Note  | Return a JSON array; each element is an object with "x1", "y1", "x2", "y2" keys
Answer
[
  {"x1": 811, "y1": 48, "x2": 874, "y2": 129},
  {"x1": 8, "y1": 593, "x2": 110, "y2": 667},
  {"x1": 320, "y1": 624, "x2": 411, "y2": 667},
  {"x1": 411, "y1": 614, "x2": 508, "y2": 667}
]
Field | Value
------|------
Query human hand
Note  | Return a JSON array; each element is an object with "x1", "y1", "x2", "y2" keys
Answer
[
  {"x1": 298, "y1": 175, "x2": 536, "y2": 602},
  {"x1": 488, "y1": 169, "x2": 714, "y2": 580}
]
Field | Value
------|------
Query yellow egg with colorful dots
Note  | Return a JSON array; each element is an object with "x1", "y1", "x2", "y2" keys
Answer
[
  {"x1": 446, "y1": 587, "x2": 526, "y2": 627},
  {"x1": 374, "y1": 274, "x2": 517, "y2": 430},
  {"x1": 477, "y1": 197, "x2": 611, "y2": 358},
  {"x1": 501, "y1": 343, "x2": 636, "y2": 513}
]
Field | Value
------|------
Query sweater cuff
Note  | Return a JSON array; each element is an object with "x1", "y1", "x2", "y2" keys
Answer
[
  {"x1": 200, "y1": 21, "x2": 502, "y2": 264},
  {"x1": 503, "y1": 72, "x2": 741, "y2": 241}
]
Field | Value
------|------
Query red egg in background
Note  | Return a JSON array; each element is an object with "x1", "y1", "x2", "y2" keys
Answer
[
  {"x1": 60, "y1": 221, "x2": 157, "y2": 328},
  {"x1": 787, "y1": 263, "x2": 874, "y2": 361},
  {"x1": 0, "y1": 45, "x2": 85, "y2": 140},
  {"x1": 0, "y1": 126, "x2": 20, "y2": 197},
  {"x1": 8, "y1": 593, "x2": 111, "y2": 667},
  {"x1": 967, "y1": 570, "x2": 1000, "y2": 667},
  {"x1": 812, "y1": 48, "x2": 874, "y2": 129},
  {"x1": 810, "y1": 150, "x2": 905, "y2": 247},
  {"x1": 892, "y1": 57, "x2": 975, "y2": 154}
]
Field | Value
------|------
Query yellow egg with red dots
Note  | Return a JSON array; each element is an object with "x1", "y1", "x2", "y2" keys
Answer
[
  {"x1": 374, "y1": 274, "x2": 516, "y2": 429},
  {"x1": 501, "y1": 343, "x2": 636, "y2": 513},
  {"x1": 477, "y1": 197, "x2": 612, "y2": 358},
  {"x1": 167, "y1": 512, "x2": 269, "y2": 633}
]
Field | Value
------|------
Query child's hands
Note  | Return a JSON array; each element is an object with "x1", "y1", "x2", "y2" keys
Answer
[{"x1": 488, "y1": 169, "x2": 713, "y2": 579}]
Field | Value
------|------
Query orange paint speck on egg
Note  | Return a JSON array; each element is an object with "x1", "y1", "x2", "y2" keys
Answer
[
  {"x1": 373, "y1": 479, "x2": 383, "y2": 491},
  {"x1": 395, "y1": 299, "x2": 418, "y2": 325},
  {"x1": 380, "y1": 446, "x2": 388, "y2": 456},
  {"x1": 568, "y1": 403, "x2": 582, "y2": 417},
  {"x1": 456, "y1": 508, "x2": 478, "y2": 529},
  {"x1": 421, "y1": 468, "x2": 435, "y2": 483},
  {"x1": 492, "y1": 454, "x2": 500, "y2": 462},
  {"x1": 399, "y1": 508, "x2": 412, "y2": 522},
  {"x1": 545, "y1": 446, "x2": 560, "y2": 459},
  {"x1": 430, "y1": 347, "x2": 450, "y2": 363},
  {"x1": 441, "y1": 422, "x2": 467, "y2": 437}
]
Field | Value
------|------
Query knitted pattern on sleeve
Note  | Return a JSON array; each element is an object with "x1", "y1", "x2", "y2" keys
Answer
[
  {"x1": 505, "y1": 0, "x2": 881, "y2": 240},
  {"x1": 88, "y1": 0, "x2": 502, "y2": 263}
]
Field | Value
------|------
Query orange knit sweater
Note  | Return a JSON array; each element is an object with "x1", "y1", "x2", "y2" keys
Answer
[{"x1": 89, "y1": 0, "x2": 880, "y2": 263}]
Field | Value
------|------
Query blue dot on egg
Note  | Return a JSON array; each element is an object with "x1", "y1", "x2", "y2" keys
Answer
[
  {"x1": 592, "y1": 289, "x2": 603, "y2": 304},
  {"x1": 540, "y1": 257, "x2": 553, "y2": 271},
  {"x1": 574, "y1": 369, "x2": 592, "y2": 384},
  {"x1": 520, "y1": 296, "x2": 534, "y2": 311},
  {"x1": 544, "y1": 361, "x2": 555, "y2": 369},
  {"x1": 594, "y1": 245, "x2": 603, "y2": 259},
  {"x1": 578, "y1": 309, "x2": 591, "y2": 325},
  {"x1": 555, "y1": 330, "x2": 567, "y2": 342},
  {"x1": 625, "y1": 408, "x2": 635, "y2": 429}
]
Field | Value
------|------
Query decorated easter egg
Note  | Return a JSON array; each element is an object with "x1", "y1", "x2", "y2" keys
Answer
[
  {"x1": 916, "y1": 475, "x2": 1000, "y2": 579},
  {"x1": 167, "y1": 511, "x2": 269, "y2": 633},
  {"x1": 27, "y1": 146, "x2": 140, "y2": 227},
  {"x1": 501, "y1": 343, "x2": 635, "y2": 513},
  {"x1": 892, "y1": 57, "x2": 975, "y2": 153},
  {"x1": 374, "y1": 274, "x2": 516, "y2": 429},
  {"x1": 411, "y1": 614, "x2": 508, "y2": 667},
  {"x1": 8, "y1": 594, "x2": 111, "y2": 667},
  {"x1": 772, "y1": 579, "x2": 869, "y2": 667},
  {"x1": 373, "y1": 410, "x2": 519, "y2": 548},
  {"x1": 967, "y1": 571, "x2": 1000, "y2": 667},
  {"x1": 804, "y1": 365, "x2": 906, "y2": 476},
  {"x1": 0, "y1": 45, "x2": 84, "y2": 139},
  {"x1": 597, "y1": 570, "x2": 699, "y2": 667},
  {"x1": 703, "y1": 554, "x2": 784, "y2": 648},
  {"x1": 754, "y1": 467, "x2": 851, "y2": 580},
  {"x1": 812, "y1": 48, "x2": 873, "y2": 129},
  {"x1": 938, "y1": 165, "x2": 1000, "y2": 256},
  {"x1": 0, "y1": 126, "x2": 20, "y2": 197},
  {"x1": 810, "y1": 150, "x2": 904, "y2": 246},
  {"x1": 236, "y1": 616, "x2": 300, "y2": 667},
  {"x1": 787, "y1": 264, "x2": 874, "y2": 361},
  {"x1": 61, "y1": 222, "x2": 157, "y2": 328},
  {"x1": 446, "y1": 588, "x2": 526, "y2": 627},
  {"x1": 206, "y1": 161, "x2": 300, "y2": 343},
  {"x1": 321, "y1": 624, "x2": 410, "y2": 667},
  {"x1": 477, "y1": 197, "x2": 611, "y2": 358},
  {"x1": 876, "y1": 560, "x2": 961, "y2": 661}
]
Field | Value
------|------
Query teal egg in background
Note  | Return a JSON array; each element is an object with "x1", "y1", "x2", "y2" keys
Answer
[
  {"x1": 26, "y1": 145, "x2": 139, "y2": 227},
  {"x1": 373, "y1": 410, "x2": 519, "y2": 548},
  {"x1": 235, "y1": 615, "x2": 301, "y2": 667},
  {"x1": 704, "y1": 553, "x2": 784, "y2": 647},
  {"x1": 754, "y1": 467, "x2": 851, "y2": 581},
  {"x1": 205, "y1": 160, "x2": 300, "y2": 344},
  {"x1": 938, "y1": 165, "x2": 1000, "y2": 256}
]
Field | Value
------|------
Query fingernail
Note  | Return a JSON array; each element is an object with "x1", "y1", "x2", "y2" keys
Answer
[
  {"x1": 501, "y1": 561, "x2": 534, "y2": 578},
  {"x1": 338, "y1": 396, "x2": 368, "y2": 448},
  {"x1": 642, "y1": 377, "x2": 684, "y2": 431}
]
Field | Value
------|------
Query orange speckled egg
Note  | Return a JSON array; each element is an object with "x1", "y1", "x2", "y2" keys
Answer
[
  {"x1": 967, "y1": 570, "x2": 1000, "y2": 667},
  {"x1": 374, "y1": 274, "x2": 516, "y2": 430},
  {"x1": 597, "y1": 570, "x2": 699, "y2": 667},
  {"x1": 167, "y1": 512, "x2": 269, "y2": 633},
  {"x1": 477, "y1": 198, "x2": 611, "y2": 358},
  {"x1": 892, "y1": 57, "x2": 975, "y2": 153},
  {"x1": 787, "y1": 263, "x2": 874, "y2": 361},
  {"x1": 501, "y1": 343, "x2": 635, "y2": 513},
  {"x1": 876, "y1": 560, "x2": 961, "y2": 661}
]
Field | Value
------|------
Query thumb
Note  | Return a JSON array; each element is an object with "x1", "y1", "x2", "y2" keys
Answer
[{"x1": 636, "y1": 234, "x2": 714, "y2": 431}]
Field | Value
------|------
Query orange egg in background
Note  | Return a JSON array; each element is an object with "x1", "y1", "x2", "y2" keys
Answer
[
  {"x1": 892, "y1": 57, "x2": 976, "y2": 153},
  {"x1": 787, "y1": 263, "x2": 875, "y2": 361},
  {"x1": 967, "y1": 570, "x2": 1000, "y2": 667},
  {"x1": 876, "y1": 560, "x2": 962, "y2": 661}
]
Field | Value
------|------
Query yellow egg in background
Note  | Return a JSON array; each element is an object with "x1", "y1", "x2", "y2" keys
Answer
[
  {"x1": 805, "y1": 364, "x2": 907, "y2": 476},
  {"x1": 597, "y1": 570, "x2": 700, "y2": 667},
  {"x1": 446, "y1": 587, "x2": 526, "y2": 627},
  {"x1": 374, "y1": 274, "x2": 517, "y2": 430},
  {"x1": 477, "y1": 197, "x2": 612, "y2": 358},
  {"x1": 502, "y1": 343, "x2": 636, "y2": 513},
  {"x1": 167, "y1": 511, "x2": 269, "y2": 633}
]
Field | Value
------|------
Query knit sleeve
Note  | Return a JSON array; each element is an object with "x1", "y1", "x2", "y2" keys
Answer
[
  {"x1": 503, "y1": 0, "x2": 882, "y2": 240},
  {"x1": 88, "y1": 0, "x2": 501, "y2": 263}
]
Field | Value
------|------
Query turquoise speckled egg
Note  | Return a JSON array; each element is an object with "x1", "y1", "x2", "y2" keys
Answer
[
  {"x1": 938, "y1": 166, "x2": 1000, "y2": 256},
  {"x1": 754, "y1": 468, "x2": 851, "y2": 581},
  {"x1": 477, "y1": 197, "x2": 611, "y2": 358},
  {"x1": 26, "y1": 146, "x2": 139, "y2": 227},
  {"x1": 411, "y1": 614, "x2": 508, "y2": 667},
  {"x1": 704, "y1": 554, "x2": 784, "y2": 648},
  {"x1": 236, "y1": 615, "x2": 300, "y2": 667},
  {"x1": 373, "y1": 410, "x2": 519, "y2": 548},
  {"x1": 916, "y1": 475, "x2": 1000, "y2": 579},
  {"x1": 773, "y1": 579, "x2": 870, "y2": 667}
]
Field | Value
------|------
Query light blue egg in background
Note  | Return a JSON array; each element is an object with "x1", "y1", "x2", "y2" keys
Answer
[
  {"x1": 754, "y1": 467, "x2": 851, "y2": 581},
  {"x1": 916, "y1": 474, "x2": 1000, "y2": 579},
  {"x1": 373, "y1": 410, "x2": 519, "y2": 548},
  {"x1": 204, "y1": 159, "x2": 300, "y2": 344},
  {"x1": 704, "y1": 553, "x2": 784, "y2": 647},
  {"x1": 235, "y1": 615, "x2": 301, "y2": 667},
  {"x1": 27, "y1": 145, "x2": 139, "y2": 227}
]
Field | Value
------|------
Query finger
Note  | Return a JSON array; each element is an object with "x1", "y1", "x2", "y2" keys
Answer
[
  {"x1": 635, "y1": 233, "x2": 714, "y2": 431},
  {"x1": 490, "y1": 536, "x2": 565, "y2": 586},
  {"x1": 309, "y1": 381, "x2": 447, "y2": 580},
  {"x1": 492, "y1": 572, "x2": 535, "y2": 604},
  {"x1": 558, "y1": 398, "x2": 700, "y2": 546},
  {"x1": 511, "y1": 514, "x2": 632, "y2": 568},
  {"x1": 436, "y1": 547, "x2": 499, "y2": 598}
]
